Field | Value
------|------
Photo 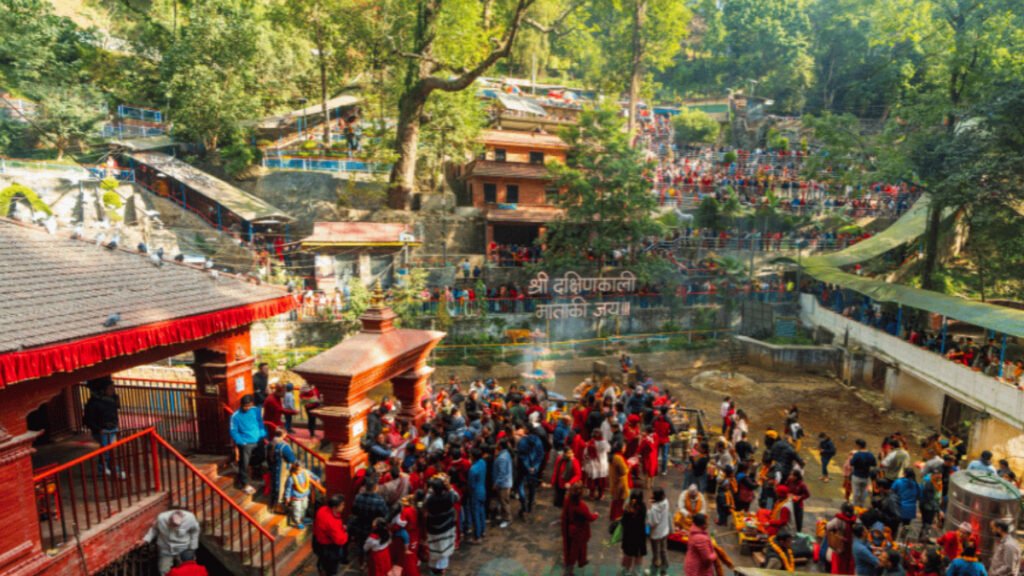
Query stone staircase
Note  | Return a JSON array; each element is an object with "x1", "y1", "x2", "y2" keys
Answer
[{"x1": 191, "y1": 458, "x2": 315, "y2": 575}]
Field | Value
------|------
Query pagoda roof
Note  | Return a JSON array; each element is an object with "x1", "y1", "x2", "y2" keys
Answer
[{"x1": 293, "y1": 308, "x2": 444, "y2": 386}]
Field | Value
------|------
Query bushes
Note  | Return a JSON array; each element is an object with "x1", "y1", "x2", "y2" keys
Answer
[
  {"x1": 672, "y1": 108, "x2": 720, "y2": 150},
  {"x1": 220, "y1": 142, "x2": 262, "y2": 178},
  {"x1": 0, "y1": 183, "x2": 52, "y2": 216}
]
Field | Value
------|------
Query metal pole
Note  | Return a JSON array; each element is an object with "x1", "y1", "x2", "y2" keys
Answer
[
  {"x1": 998, "y1": 334, "x2": 1007, "y2": 377},
  {"x1": 940, "y1": 316, "x2": 947, "y2": 354}
]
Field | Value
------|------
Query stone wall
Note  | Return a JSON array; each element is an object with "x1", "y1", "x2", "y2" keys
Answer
[
  {"x1": 734, "y1": 335, "x2": 841, "y2": 374},
  {"x1": 438, "y1": 347, "x2": 731, "y2": 382}
]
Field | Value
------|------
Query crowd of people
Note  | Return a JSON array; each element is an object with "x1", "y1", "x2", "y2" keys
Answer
[
  {"x1": 649, "y1": 143, "x2": 920, "y2": 220},
  {"x1": 810, "y1": 284, "x2": 1024, "y2": 390},
  {"x1": 233, "y1": 358, "x2": 1019, "y2": 576}
]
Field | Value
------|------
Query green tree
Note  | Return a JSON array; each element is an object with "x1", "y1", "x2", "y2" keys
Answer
[
  {"x1": 544, "y1": 104, "x2": 660, "y2": 269},
  {"x1": 385, "y1": 0, "x2": 537, "y2": 209},
  {"x1": 418, "y1": 89, "x2": 485, "y2": 193},
  {"x1": 587, "y1": 0, "x2": 690, "y2": 137},
  {"x1": 868, "y1": 0, "x2": 1024, "y2": 290},
  {"x1": 965, "y1": 205, "x2": 1024, "y2": 301},
  {"x1": 161, "y1": 0, "x2": 290, "y2": 150},
  {"x1": 31, "y1": 87, "x2": 105, "y2": 160},
  {"x1": 694, "y1": 196, "x2": 724, "y2": 232},
  {"x1": 672, "y1": 108, "x2": 719, "y2": 149}
]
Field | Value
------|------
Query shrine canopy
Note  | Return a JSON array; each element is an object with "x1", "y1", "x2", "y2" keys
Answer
[
  {"x1": 292, "y1": 302, "x2": 445, "y2": 401},
  {"x1": 0, "y1": 218, "x2": 295, "y2": 388}
]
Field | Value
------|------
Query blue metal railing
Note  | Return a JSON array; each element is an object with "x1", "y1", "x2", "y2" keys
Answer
[{"x1": 262, "y1": 156, "x2": 390, "y2": 174}]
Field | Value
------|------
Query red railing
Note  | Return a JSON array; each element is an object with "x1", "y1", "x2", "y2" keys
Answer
[
  {"x1": 71, "y1": 382, "x2": 212, "y2": 452},
  {"x1": 33, "y1": 428, "x2": 277, "y2": 574}
]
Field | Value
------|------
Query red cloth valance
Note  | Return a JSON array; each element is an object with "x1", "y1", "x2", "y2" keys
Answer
[{"x1": 0, "y1": 296, "x2": 295, "y2": 388}]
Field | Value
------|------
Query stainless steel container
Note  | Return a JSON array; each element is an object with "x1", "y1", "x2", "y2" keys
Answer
[{"x1": 943, "y1": 470, "x2": 1022, "y2": 560}]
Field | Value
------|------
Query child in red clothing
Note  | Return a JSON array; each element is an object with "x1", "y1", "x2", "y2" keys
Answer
[{"x1": 364, "y1": 518, "x2": 393, "y2": 576}]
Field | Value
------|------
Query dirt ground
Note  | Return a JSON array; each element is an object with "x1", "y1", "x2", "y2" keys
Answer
[{"x1": 322, "y1": 361, "x2": 938, "y2": 576}]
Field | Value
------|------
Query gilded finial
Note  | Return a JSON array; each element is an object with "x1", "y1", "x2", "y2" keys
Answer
[{"x1": 370, "y1": 278, "x2": 386, "y2": 308}]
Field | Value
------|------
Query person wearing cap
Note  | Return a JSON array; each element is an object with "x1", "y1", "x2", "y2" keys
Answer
[
  {"x1": 937, "y1": 522, "x2": 981, "y2": 560},
  {"x1": 765, "y1": 484, "x2": 795, "y2": 537},
  {"x1": 966, "y1": 450, "x2": 997, "y2": 474},
  {"x1": 229, "y1": 394, "x2": 265, "y2": 494},
  {"x1": 165, "y1": 549, "x2": 208, "y2": 576},
  {"x1": 143, "y1": 509, "x2": 200, "y2": 575},
  {"x1": 989, "y1": 519, "x2": 1021, "y2": 576},
  {"x1": 684, "y1": 513, "x2": 718, "y2": 576},
  {"x1": 764, "y1": 529, "x2": 796, "y2": 572},
  {"x1": 675, "y1": 484, "x2": 707, "y2": 533}
]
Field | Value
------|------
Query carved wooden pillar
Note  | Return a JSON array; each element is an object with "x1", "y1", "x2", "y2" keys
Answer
[
  {"x1": 315, "y1": 397, "x2": 373, "y2": 503},
  {"x1": 193, "y1": 328, "x2": 254, "y2": 454},
  {"x1": 392, "y1": 366, "x2": 433, "y2": 429}
]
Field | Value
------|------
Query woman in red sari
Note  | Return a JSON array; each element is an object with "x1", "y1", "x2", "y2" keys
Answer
[{"x1": 561, "y1": 482, "x2": 598, "y2": 576}]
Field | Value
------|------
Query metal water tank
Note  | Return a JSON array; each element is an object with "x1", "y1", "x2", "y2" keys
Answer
[{"x1": 943, "y1": 470, "x2": 1022, "y2": 561}]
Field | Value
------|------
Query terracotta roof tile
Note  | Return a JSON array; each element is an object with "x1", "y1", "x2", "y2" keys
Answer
[
  {"x1": 463, "y1": 160, "x2": 552, "y2": 181},
  {"x1": 0, "y1": 219, "x2": 289, "y2": 353},
  {"x1": 302, "y1": 222, "x2": 420, "y2": 246}
]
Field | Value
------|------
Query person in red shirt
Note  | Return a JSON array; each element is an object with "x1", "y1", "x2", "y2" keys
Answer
[
  {"x1": 653, "y1": 409, "x2": 674, "y2": 475},
  {"x1": 639, "y1": 427, "x2": 659, "y2": 490},
  {"x1": 561, "y1": 482, "x2": 599, "y2": 575},
  {"x1": 390, "y1": 494, "x2": 422, "y2": 576},
  {"x1": 552, "y1": 447, "x2": 582, "y2": 507},
  {"x1": 363, "y1": 518, "x2": 392, "y2": 576},
  {"x1": 166, "y1": 550, "x2": 208, "y2": 576},
  {"x1": 262, "y1": 385, "x2": 286, "y2": 435},
  {"x1": 314, "y1": 494, "x2": 349, "y2": 576},
  {"x1": 936, "y1": 522, "x2": 980, "y2": 560}
]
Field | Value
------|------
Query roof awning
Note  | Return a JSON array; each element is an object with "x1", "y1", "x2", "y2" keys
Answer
[
  {"x1": 497, "y1": 93, "x2": 547, "y2": 116},
  {"x1": 487, "y1": 206, "x2": 564, "y2": 224},
  {"x1": 129, "y1": 152, "x2": 293, "y2": 223}
]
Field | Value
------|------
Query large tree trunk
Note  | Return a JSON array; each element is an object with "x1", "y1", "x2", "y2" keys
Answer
[
  {"x1": 320, "y1": 49, "x2": 331, "y2": 145},
  {"x1": 388, "y1": 89, "x2": 427, "y2": 210},
  {"x1": 626, "y1": 0, "x2": 645, "y2": 141},
  {"x1": 920, "y1": 202, "x2": 942, "y2": 290}
]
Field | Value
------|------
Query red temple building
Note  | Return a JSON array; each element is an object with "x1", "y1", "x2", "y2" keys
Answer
[
  {"x1": 292, "y1": 290, "x2": 445, "y2": 503},
  {"x1": 461, "y1": 129, "x2": 568, "y2": 255},
  {"x1": 0, "y1": 218, "x2": 297, "y2": 575}
]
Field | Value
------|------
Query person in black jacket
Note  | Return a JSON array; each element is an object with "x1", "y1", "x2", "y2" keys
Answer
[
  {"x1": 818, "y1": 432, "x2": 837, "y2": 482},
  {"x1": 83, "y1": 378, "x2": 121, "y2": 477}
]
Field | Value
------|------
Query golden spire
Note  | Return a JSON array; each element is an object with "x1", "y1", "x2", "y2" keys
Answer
[{"x1": 369, "y1": 278, "x2": 386, "y2": 308}]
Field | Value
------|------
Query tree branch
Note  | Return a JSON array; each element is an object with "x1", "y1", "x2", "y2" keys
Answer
[
  {"x1": 424, "y1": 0, "x2": 537, "y2": 93},
  {"x1": 524, "y1": 0, "x2": 583, "y2": 35}
]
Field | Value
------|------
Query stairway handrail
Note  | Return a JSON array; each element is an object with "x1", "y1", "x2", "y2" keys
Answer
[
  {"x1": 150, "y1": 431, "x2": 276, "y2": 541},
  {"x1": 31, "y1": 427, "x2": 155, "y2": 482}
]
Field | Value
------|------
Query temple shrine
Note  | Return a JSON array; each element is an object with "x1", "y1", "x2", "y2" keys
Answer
[{"x1": 292, "y1": 287, "x2": 445, "y2": 501}]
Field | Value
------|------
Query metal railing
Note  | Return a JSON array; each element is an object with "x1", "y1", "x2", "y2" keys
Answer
[
  {"x1": 33, "y1": 428, "x2": 277, "y2": 574},
  {"x1": 221, "y1": 404, "x2": 328, "y2": 511},
  {"x1": 261, "y1": 155, "x2": 390, "y2": 175},
  {"x1": 71, "y1": 382, "x2": 206, "y2": 452},
  {"x1": 0, "y1": 157, "x2": 89, "y2": 177}
]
